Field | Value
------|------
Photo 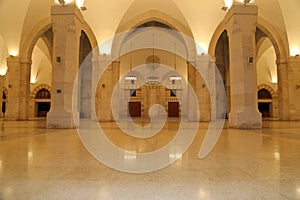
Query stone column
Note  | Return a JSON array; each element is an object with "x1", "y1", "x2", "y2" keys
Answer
[
  {"x1": 0, "y1": 75, "x2": 5, "y2": 117},
  {"x1": 187, "y1": 55, "x2": 213, "y2": 122},
  {"x1": 96, "y1": 55, "x2": 119, "y2": 121},
  {"x1": 272, "y1": 94, "x2": 279, "y2": 118},
  {"x1": 225, "y1": 5, "x2": 262, "y2": 129},
  {"x1": 91, "y1": 54, "x2": 100, "y2": 121},
  {"x1": 287, "y1": 57, "x2": 300, "y2": 120},
  {"x1": 47, "y1": 5, "x2": 83, "y2": 128},
  {"x1": 5, "y1": 56, "x2": 31, "y2": 120},
  {"x1": 277, "y1": 61, "x2": 290, "y2": 120}
]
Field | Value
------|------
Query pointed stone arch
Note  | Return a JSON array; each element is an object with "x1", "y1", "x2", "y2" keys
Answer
[
  {"x1": 208, "y1": 17, "x2": 289, "y2": 63},
  {"x1": 257, "y1": 84, "x2": 277, "y2": 98},
  {"x1": 112, "y1": 10, "x2": 196, "y2": 60},
  {"x1": 19, "y1": 17, "x2": 99, "y2": 61},
  {"x1": 31, "y1": 84, "x2": 52, "y2": 99}
]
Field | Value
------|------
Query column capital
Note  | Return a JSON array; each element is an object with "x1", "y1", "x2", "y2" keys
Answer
[
  {"x1": 225, "y1": 4, "x2": 258, "y2": 35},
  {"x1": 288, "y1": 56, "x2": 300, "y2": 63},
  {"x1": 225, "y1": 4, "x2": 258, "y2": 22},
  {"x1": 6, "y1": 56, "x2": 20, "y2": 64},
  {"x1": 51, "y1": 4, "x2": 84, "y2": 24}
]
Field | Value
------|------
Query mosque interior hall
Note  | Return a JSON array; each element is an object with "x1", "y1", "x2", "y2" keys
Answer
[{"x1": 0, "y1": 0, "x2": 300, "y2": 199}]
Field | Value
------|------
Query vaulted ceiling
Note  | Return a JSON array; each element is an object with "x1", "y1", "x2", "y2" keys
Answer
[{"x1": 0, "y1": 0, "x2": 299, "y2": 74}]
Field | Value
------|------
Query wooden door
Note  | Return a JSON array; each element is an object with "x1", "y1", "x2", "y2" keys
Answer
[
  {"x1": 128, "y1": 102, "x2": 141, "y2": 117},
  {"x1": 168, "y1": 102, "x2": 179, "y2": 117}
]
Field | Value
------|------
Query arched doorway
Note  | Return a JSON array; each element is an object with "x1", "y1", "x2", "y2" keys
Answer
[
  {"x1": 35, "y1": 88, "x2": 51, "y2": 117},
  {"x1": 214, "y1": 30, "x2": 230, "y2": 118},
  {"x1": 79, "y1": 31, "x2": 93, "y2": 119},
  {"x1": 2, "y1": 89, "x2": 7, "y2": 115},
  {"x1": 257, "y1": 88, "x2": 272, "y2": 118}
]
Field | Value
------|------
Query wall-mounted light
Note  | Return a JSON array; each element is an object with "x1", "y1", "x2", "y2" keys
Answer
[
  {"x1": 58, "y1": 0, "x2": 65, "y2": 5},
  {"x1": 80, "y1": 6, "x2": 87, "y2": 11},
  {"x1": 9, "y1": 50, "x2": 18, "y2": 57},
  {"x1": 0, "y1": 69, "x2": 7, "y2": 76},
  {"x1": 271, "y1": 77, "x2": 278, "y2": 84},
  {"x1": 223, "y1": 0, "x2": 233, "y2": 9},
  {"x1": 243, "y1": 0, "x2": 251, "y2": 5},
  {"x1": 290, "y1": 48, "x2": 299, "y2": 57},
  {"x1": 221, "y1": 6, "x2": 228, "y2": 11}
]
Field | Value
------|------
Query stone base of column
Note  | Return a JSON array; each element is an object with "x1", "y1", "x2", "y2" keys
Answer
[
  {"x1": 5, "y1": 115, "x2": 19, "y2": 121},
  {"x1": 229, "y1": 108, "x2": 262, "y2": 129},
  {"x1": 47, "y1": 109, "x2": 79, "y2": 128}
]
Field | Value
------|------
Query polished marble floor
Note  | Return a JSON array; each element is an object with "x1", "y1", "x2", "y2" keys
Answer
[{"x1": 0, "y1": 119, "x2": 300, "y2": 199}]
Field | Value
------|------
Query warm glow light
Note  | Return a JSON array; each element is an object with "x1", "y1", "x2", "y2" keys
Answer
[
  {"x1": 271, "y1": 76, "x2": 278, "y2": 84},
  {"x1": 30, "y1": 76, "x2": 37, "y2": 84},
  {"x1": 169, "y1": 76, "x2": 182, "y2": 81},
  {"x1": 274, "y1": 152, "x2": 280, "y2": 160},
  {"x1": 125, "y1": 76, "x2": 137, "y2": 81},
  {"x1": 124, "y1": 151, "x2": 136, "y2": 160},
  {"x1": 198, "y1": 189, "x2": 207, "y2": 198},
  {"x1": 9, "y1": 50, "x2": 18, "y2": 57},
  {"x1": 28, "y1": 151, "x2": 33, "y2": 158},
  {"x1": 169, "y1": 153, "x2": 182, "y2": 160},
  {"x1": 196, "y1": 43, "x2": 207, "y2": 55},
  {"x1": 290, "y1": 48, "x2": 300, "y2": 56},
  {"x1": 99, "y1": 39, "x2": 112, "y2": 55},
  {"x1": 54, "y1": 0, "x2": 74, "y2": 5},
  {"x1": 0, "y1": 68, "x2": 7, "y2": 76},
  {"x1": 233, "y1": 0, "x2": 255, "y2": 4},
  {"x1": 76, "y1": 0, "x2": 85, "y2": 8},
  {"x1": 224, "y1": 0, "x2": 233, "y2": 8}
]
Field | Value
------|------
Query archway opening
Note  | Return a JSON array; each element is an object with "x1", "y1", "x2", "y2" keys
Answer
[
  {"x1": 214, "y1": 30, "x2": 229, "y2": 119},
  {"x1": 257, "y1": 89, "x2": 272, "y2": 118},
  {"x1": 256, "y1": 28, "x2": 278, "y2": 118},
  {"x1": 2, "y1": 90, "x2": 7, "y2": 114},
  {"x1": 30, "y1": 28, "x2": 53, "y2": 118},
  {"x1": 35, "y1": 88, "x2": 51, "y2": 117},
  {"x1": 79, "y1": 31, "x2": 93, "y2": 119}
]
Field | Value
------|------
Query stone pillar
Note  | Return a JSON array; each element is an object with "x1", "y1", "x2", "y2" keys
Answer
[
  {"x1": 287, "y1": 57, "x2": 300, "y2": 120},
  {"x1": 96, "y1": 55, "x2": 119, "y2": 121},
  {"x1": 29, "y1": 94, "x2": 35, "y2": 118},
  {"x1": 91, "y1": 54, "x2": 100, "y2": 121},
  {"x1": 226, "y1": 5, "x2": 262, "y2": 129},
  {"x1": 187, "y1": 55, "x2": 213, "y2": 121},
  {"x1": 272, "y1": 94, "x2": 279, "y2": 118},
  {"x1": 277, "y1": 61, "x2": 290, "y2": 120},
  {"x1": 5, "y1": 56, "x2": 31, "y2": 120},
  {"x1": 0, "y1": 75, "x2": 5, "y2": 117},
  {"x1": 79, "y1": 55, "x2": 92, "y2": 119},
  {"x1": 47, "y1": 5, "x2": 83, "y2": 128}
]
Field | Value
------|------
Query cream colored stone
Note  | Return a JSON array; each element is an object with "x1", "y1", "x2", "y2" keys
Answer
[
  {"x1": 226, "y1": 5, "x2": 262, "y2": 129},
  {"x1": 5, "y1": 57, "x2": 31, "y2": 121},
  {"x1": 46, "y1": 5, "x2": 83, "y2": 128}
]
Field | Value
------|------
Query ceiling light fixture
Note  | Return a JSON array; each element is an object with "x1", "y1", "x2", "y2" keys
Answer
[
  {"x1": 169, "y1": 43, "x2": 182, "y2": 81},
  {"x1": 125, "y1": 43, "x2": 137, "y2": 83}
]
